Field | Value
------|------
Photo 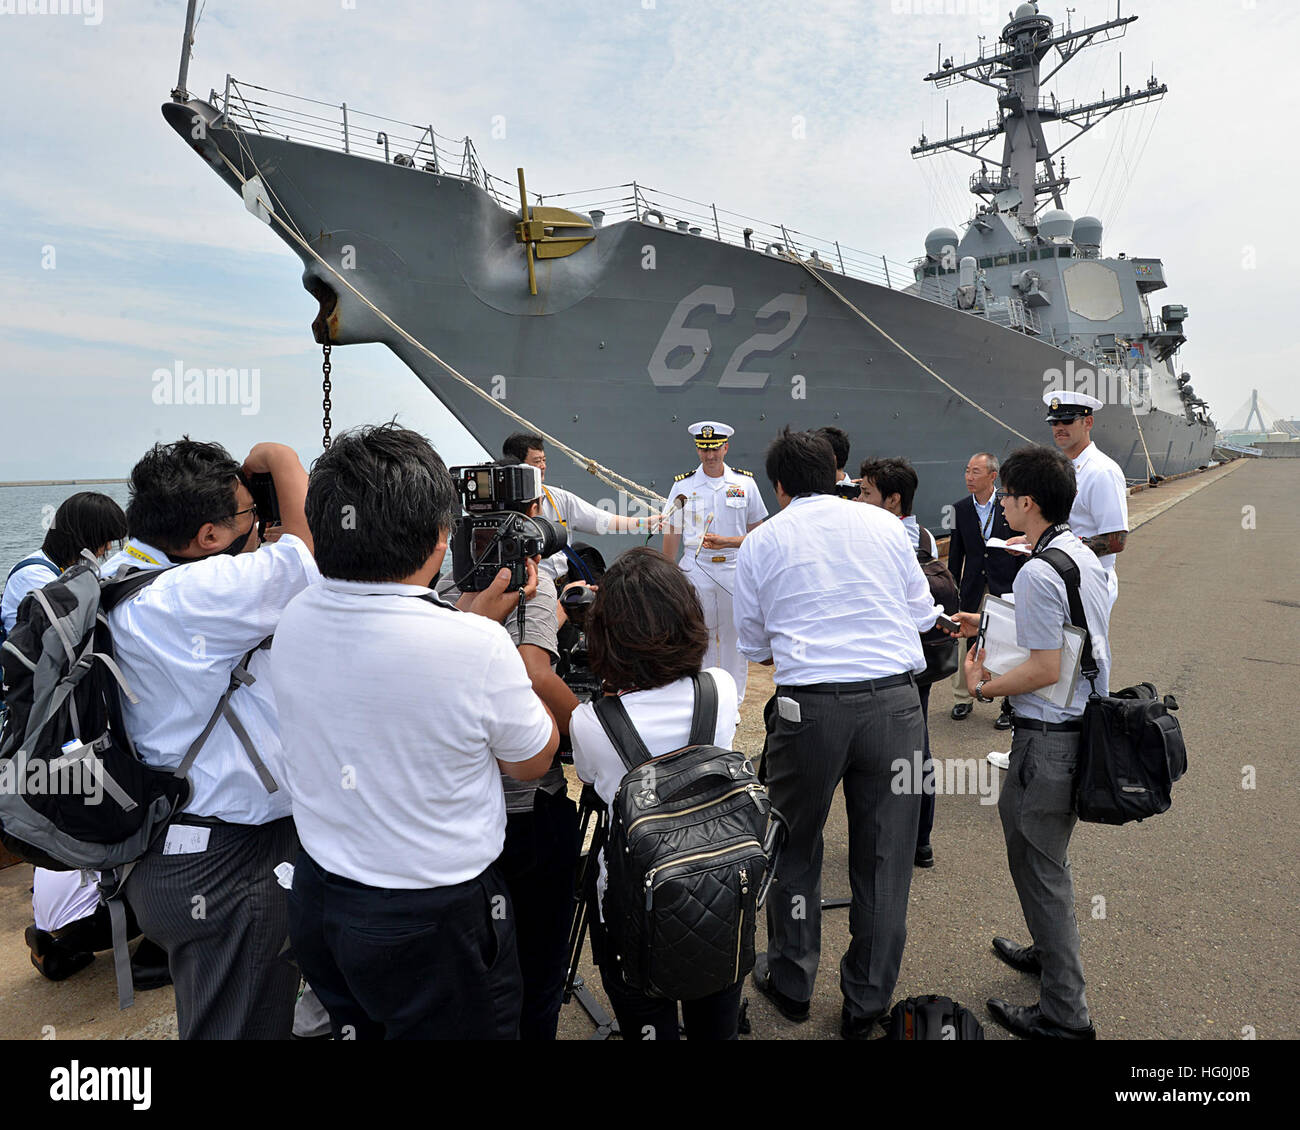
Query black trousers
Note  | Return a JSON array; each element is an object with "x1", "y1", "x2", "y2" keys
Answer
[
  {"x1": 917, "y1": 684, "x2": 935, "y2": 849},
  {"x1": 288, "y1": 851, "x2": 522, "y2": 1040},
  {"x1": 496, "y1": 786, "x2": 581, "y2": 1040},
  {"x1": 588, "y1": 906, "x2": 743, "y2": 1041},
  {"x1": 125, "y1": 816, "x2": 299, "y2": 1040}
]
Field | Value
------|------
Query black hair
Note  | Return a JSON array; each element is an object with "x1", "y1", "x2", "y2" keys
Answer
[
  {"x1": 306, "y1": 423, "x2": 459, "y2": 582},
  {"x1": 502, "y1": 432, "x2": 545, "y2": 463},
  {"x1": 998, "y1": 445, "x2": 1077, "y2": 525},
  {"x1": 764, "y1": 428, "x2": 836, "y2": 497},
  {"x1": 125, "y1": 438, "x2": 243, "y2": 554},
  {"x1": 42, "y1": 492, "x2": 128, "y2": 569},
  {"x1": 858, "y1": 457, "x2": 919, "y2": 516},
  {"x1": 816, "y1": 426, "x2": 851, "y2": 472},
  {"x1": 586, "y1": 548, "x2": 708, "y2": 693}
]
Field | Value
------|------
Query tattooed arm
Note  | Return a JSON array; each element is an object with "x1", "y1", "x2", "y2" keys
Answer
[{"x1": 1083, "y1": 530, "x2": 1127, "y2": 557}]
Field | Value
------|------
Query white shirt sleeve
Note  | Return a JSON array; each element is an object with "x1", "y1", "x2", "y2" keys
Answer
[
  {"x1": 746, "y1": 479, "x2": 769, "y2": 526},
  {"x1": 153, "y1": 535, "x2": 320, "y2": 658},
  {"x1": 483, "y1": 629, "x2": 554, "y2": 763},
  {"x1": 1084, "y1": 464, "x2": 1130, "y2": 534},
  {"x1": 1, "y1": 561, "x2": 58, "y2": 633},
  {"x1": 895, "y1": 526, "x2": 943, "y2": 632},
  {"x1": 549, "y1": 486, "x2": 613, "y2": 536},
  {"x1": 733, "y1": 539, "x2": 772, "y2": 663}
]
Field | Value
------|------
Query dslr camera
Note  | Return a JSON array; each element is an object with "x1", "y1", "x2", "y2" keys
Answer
[{"x1": 448, "y1": 462, "x2": 566, "y2": 591}]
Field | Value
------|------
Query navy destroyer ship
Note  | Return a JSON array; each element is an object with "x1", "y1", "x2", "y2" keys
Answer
[{"x1": 162, "y1": 0, "x2": 1215, "y2": 525}]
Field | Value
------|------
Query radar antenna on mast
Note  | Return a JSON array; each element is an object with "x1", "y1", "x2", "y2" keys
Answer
[{"x1": 910, "y1": 2, "x2": 1166, "y2": 226}]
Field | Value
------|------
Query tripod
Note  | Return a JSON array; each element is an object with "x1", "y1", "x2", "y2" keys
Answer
[{"x1": 562, "y1": 783, "x2": 620, "y2": 1040}]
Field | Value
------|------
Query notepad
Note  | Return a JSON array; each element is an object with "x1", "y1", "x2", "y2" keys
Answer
[
  {"x1": 979, "y1": 594, "x2": 1085, "y2": 709},
  {"x1": 984, "y1": 537, "x2": 1032, "y2": 555}
]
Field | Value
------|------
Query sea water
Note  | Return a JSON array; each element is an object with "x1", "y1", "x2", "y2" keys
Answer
[{"x1": 0, "y1": 483, "x2": 131, "y2": 573}]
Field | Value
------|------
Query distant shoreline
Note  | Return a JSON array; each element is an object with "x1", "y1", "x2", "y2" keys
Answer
[{"x1": 0, "y1": 479, "x2": 129, "y2": 488}]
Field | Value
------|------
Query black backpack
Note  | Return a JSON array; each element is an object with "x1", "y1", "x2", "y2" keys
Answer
[
  {"x1": 915, "y1": 526, "x2": 960, "y2": 687},
  {"x1": 594, "y1": 672, "x2": 786, "y2": 1001},
  {"x1": 1038, "y1": 547, "x2": 1188, "y2": 824},
  {"x1": 886, "y1": 995, "x2": 985, "y2": 1040}
]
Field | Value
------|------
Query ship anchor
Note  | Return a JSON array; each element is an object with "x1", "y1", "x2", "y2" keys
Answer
[{"x1": 514, "y1": 167, "x2": 595, "y2": 296}]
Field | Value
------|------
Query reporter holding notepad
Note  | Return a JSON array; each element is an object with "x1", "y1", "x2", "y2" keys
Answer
[{"x1": 954, "y1": 445, "x2": 1111, "y2": 1042}]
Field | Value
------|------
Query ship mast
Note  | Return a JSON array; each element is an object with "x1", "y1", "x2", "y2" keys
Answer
[{"x1": 911, "y1": 1, "x2": 1166, "y2": 228}]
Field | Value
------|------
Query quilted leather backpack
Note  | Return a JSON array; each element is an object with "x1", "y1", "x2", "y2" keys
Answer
[{"x1": 594, "y1": 671, "x2": 785, "y2": 1001}]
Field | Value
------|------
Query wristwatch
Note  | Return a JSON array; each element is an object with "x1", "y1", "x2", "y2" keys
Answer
[{"x1": 975, "y1": 679, "x2": 995, "y2": 704}]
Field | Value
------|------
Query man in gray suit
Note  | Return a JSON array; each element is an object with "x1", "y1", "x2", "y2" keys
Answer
[{"x1": 734, "y1": 429, "x2": 945, "y2": 1039}]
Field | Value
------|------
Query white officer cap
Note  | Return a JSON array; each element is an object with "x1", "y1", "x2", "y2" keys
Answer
[
  {"x1": 1043, "y1": 389, "x2": 1104, "y2": 422},
  {"x1": 688, "y1": 421, "x2": 734, "y2": 449}
]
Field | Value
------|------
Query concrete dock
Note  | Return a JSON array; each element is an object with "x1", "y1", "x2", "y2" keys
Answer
[{"x1": 2, "y1": 459, "x2": 1295, "y2": 1040}]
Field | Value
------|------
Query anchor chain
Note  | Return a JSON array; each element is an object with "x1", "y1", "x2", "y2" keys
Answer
[{"x1": 321, "y1": 341, "x2": 333, "y2": 450}]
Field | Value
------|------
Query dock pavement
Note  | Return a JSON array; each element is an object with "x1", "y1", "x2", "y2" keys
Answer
[{"x1": 1, "y1": 458, "x2": 1295, "y2": 1040}]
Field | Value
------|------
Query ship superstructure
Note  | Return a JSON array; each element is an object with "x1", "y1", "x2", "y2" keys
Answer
[{"x1": 161, "y1": 0, "x2": 1214, "y2": 528}]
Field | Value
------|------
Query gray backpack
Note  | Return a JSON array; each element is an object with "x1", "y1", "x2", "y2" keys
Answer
[{"x1": 0, "y1": 557, "x2": 275, "y2": 1005}]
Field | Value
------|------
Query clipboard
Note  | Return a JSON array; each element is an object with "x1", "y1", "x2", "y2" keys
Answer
[{"x1": 979, "y1": 594, "x2": 1085, "y2": 709}]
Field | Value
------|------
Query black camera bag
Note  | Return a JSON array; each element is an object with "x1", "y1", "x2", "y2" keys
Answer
[
  {"x1": 1038, "y1": 548, "x2": 1188, "y2": 824},
  {"x1": 915, "y1": 526, "x2": 960, "y2": 686},
  {"x1": 886, "y1": 995, "x2": 985, "y2": 1040},
  {"x1": 594, "y1": 672, "x2": 785, "y2": 1001}
]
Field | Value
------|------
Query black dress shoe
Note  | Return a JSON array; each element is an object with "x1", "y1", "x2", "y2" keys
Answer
[
  {"x1": 986, "y1": 998, "x2": 1095, "y2": 1040},
  {"x1": 26, "y1": 926, "x2": 94, "y2": 983},
  {"x1": 751, "y1": 955, "x2": 809, "y2": 1023},
  {"x1": 951, "y1": 703, "x2": 974, "y2": 721},
  {"x1": 992, "y1": 935, "x2": 1041, "y2": 975},
  {"x1": 840, "y1": 1005, "x2": 890, "y2": 1040},
  {"x1": 994, "y1": 706, "x2": 1014, "y2": 731},
  {"x1": 914, "y1": 844, "x2": 935, "y2": 868}
]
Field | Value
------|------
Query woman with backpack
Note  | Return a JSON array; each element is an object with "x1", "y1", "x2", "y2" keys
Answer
[
  {"x1": 1, "y1": 491, "x2": 127, "y2": 635},
  {"x1": 568, "y1": 547, "x2": 747, "y2": 1040}
]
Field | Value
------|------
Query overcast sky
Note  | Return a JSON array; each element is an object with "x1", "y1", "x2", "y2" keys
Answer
[{"x1": 0, "y1": 0, "x2": 1292, "y2": 479}]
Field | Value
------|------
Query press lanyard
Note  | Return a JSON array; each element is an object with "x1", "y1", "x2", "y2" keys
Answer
[
  {"x1": 976, "y1": 496, "x2": 995, "y2": 540},
  {"x1": 1031, "y1": 523, "x2": 1071, "y2": 557},
  {"x1": 541, "y1": 486, "x2": 567, "y2": 529},
  {"x1": 125, "y1": 544, "x2": 163, "y2": 566}
]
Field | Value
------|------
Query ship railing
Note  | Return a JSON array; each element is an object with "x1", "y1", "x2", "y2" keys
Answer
[
  {"x1": 905, "y1": 275, "x2": 1043, "y2": 337},
  {"x1": 537, "y1": 182, "x2": 917, "y2": 293},
  {"x1": 212, "y1": 77, "x2": 516, "y2": 207}
]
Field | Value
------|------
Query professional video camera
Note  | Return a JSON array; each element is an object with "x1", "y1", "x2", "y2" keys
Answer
[
  {"x1": 448, "y1": 462, "x2": 566, "y2": 591},
  {"x1": 833, "y1": 480, "x2": 861, "y2": 501}
]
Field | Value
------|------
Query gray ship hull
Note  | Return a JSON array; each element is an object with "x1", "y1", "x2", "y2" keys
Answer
[{"x1": 165, "y1": 101, "x2": 1216, "y2": 528}]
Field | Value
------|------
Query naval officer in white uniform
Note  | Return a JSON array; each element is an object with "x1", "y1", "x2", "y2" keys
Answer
[
  {"x1": 661, "y1": 422, "x2": 768, "y2": 705},
  {"x1": 1043, "y1": 390, "x2": 1129, "y2": 605}
]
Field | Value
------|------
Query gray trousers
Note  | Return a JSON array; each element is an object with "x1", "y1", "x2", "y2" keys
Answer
[
  {"x1": 125, "y1": 816, "x2": 299, "y2": 1039},
  {"x1": 999, "y1": 727, "x2": 1091, "y2": 1029},
  {"x1": 763, "y1": 679, "x2": 924, "y2": 1021}
]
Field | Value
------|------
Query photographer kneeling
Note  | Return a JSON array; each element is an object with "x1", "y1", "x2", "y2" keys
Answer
[
  {"x1": 271, "y1": 425, "x2": 559, "y2": 1040},
  {"x1": 568, "y1": 547, "x2": 743, "y2": 1041}
]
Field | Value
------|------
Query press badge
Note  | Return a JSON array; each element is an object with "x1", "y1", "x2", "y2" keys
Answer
[
  {"x1": 777, "y1": 696, "x2": 802, "y2": 723},
  {"x1": 162, "y1": 825, "x2": 211, "y2": 855}
]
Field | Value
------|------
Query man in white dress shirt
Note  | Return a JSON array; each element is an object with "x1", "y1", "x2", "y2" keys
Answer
[
  {"x1": 100, "y1": 438, "x2": 319, "y2": 1039},
  {"x1": 1043, "y1": 390, "x2": 1129, "y2": 604},
  {"x1": 662, "y1": 421, "x2": 769, "y2": 706},
  {"x1": 734, "y1": 428, "x2": 944, "y2": 1039},
  {"x1": 503, "y1": 432, "x2": 660, "y2": 583}
]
